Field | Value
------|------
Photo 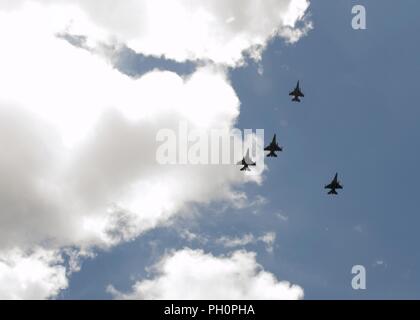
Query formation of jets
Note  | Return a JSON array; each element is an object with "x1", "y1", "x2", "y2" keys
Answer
[{"x1": 238, "y1": 81, "x2": 343, "y2": 195}]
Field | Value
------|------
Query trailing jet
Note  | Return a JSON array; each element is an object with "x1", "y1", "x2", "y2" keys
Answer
[
  {"x1": 237, "y1": 149, "x2": 256, "y2": 171},
  {"x1": 289, "y1": 81, "x2": 304, "y2": 102},
  {"x1": 264, "y1": 134, "x2": 283, "y2": 157},
  {"x1": 325, "y1": 173, "x2": 343, "y2": 195}
]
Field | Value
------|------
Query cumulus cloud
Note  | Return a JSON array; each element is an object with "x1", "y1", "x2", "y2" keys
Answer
[
  {"x1": 0, "y1": 1, "x2": 265, "y2": 298},
  {"x1": 0, "y1": 0, "x2": 311, "y2": 298},
  {"x1": 0, "y1": 249, "x2": 67, "y2": 300},
  {"x1": 0, "y1": 5, "x2": 263, "y2": 249},
  {"x1": 109, "y1": 248, "x2": 303, "y2": 300},
  {"x1": 3, "y1": 0, "x2": 311, "y2": 66}
]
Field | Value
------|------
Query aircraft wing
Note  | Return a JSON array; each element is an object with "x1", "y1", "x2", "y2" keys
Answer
[
  {"x1": 290, "y1": 90, "x2": 304, "y2": 98},
  {"x1": 244, "y1": 158, "x2": 256, "y2": 166},
  {"x1": 237, "y1": 158, "x2": 256, "y2": 166},
  {"x1": 237, "y1": 158, "x2": 245, "y2": 165},
  {"x1": 273, "y1": 144, "x2": 282, "y2": 151},
  {"x1": 324, "y1": 182, "x2": 334, "y2": 189},
  {"x1": 336, "y1": 183, "x2": 343, "y2": 189},
  {"x1": 244, "y1": 157, "x2": 256, "y2": 166}
]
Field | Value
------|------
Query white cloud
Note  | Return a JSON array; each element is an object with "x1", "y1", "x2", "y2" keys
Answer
[
  {"x1": 217, "y1": 234, "x2": 256, "y2": 247},
  {"x1": 276, "y1": 211, "x2": 289, "y2": 222},
  {"x1": 179, "y1": 230, "x2": 209, "y2": 245},
  {"x1": 0, "y1": 249, "x2": 67, "y2": 300},
  {"x1": 0, "y1": 0, "x2": 310, "y2": 299},
  {"x1": 259, "y1": 232, "x2": 277, "y2": 253},
  {"x1": 217, "y1": 232, "x2": 276, "y2": 253},
  {"x1": 226, "y1": 194, "x2": 268, "y2": 212},
  {"x1": 180, "y1": 230, "x2": 276, "y2": 253},
  {"x1": 373, "y1": 260, "x2": 387, "y2": 268},
  {"x1": 4, "y1": 0, "x2": 311, "y2": 66},
  {"x1": 0, "y1": 7, "x2": 261, "y2": 251},
  {"x1": 109, "y1": 248, "x2": 303, "y2": 300},
  {"x1": 0, "y1": 2, "x2": 263, "y2": 299}
]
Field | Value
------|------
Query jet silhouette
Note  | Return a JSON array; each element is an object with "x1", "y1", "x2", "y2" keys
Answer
[
  {"x1": 237, "y1": 149, "x2": 256, "y2": 171},
  {"x1": 325, "y1": 173, "x2": 343, "y2": 195},
  {"x1": 264, "y1": 134, "x2": 283, "y2": 157},
  {"x1": 289, "y1": 81, "x2": 304, "y2": 102}
]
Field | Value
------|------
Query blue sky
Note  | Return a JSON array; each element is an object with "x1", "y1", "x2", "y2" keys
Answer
[{"x1": 59, "y1": 0, "x2": 420, "y2": 299}]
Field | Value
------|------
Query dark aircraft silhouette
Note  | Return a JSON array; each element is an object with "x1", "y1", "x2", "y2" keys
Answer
[
  {"x1": 237, "y1": 149, "x2": 256, "y2": 171},
  {"x1": 289, "y1": 81, "x2": 304, "y2": 102},
  {"x1": 264, "y1": 134, "x2": 283, "y2": 157},
  {"x1": 325, "y1": 173, "x2": 343, "y2": 195}
]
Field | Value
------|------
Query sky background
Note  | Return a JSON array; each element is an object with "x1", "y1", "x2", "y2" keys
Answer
[{"x1": 58, "y1": 0, "x2": 420, "y2": 299}]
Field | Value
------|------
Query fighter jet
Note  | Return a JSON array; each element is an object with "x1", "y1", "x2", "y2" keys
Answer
[
  {"x1": 264, "y1": 134, "x2": 283, "y2": 157},
  {"x1": 237, "y1": 149, "x2": 256, "y2": 171},
  {"x1": 289, "y1": 81, "x2": 304, "y2": 102},
  {"x1": 324, "y1": 173, "x2": 343, "y2": 195}
]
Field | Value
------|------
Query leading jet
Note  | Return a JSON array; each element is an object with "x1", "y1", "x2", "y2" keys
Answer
[
  {"x1": 264, "y1": 134, "x2": 283, "y2": 157},
  {"x1": 237, "y1": 149, "x2": 256, "y2": 171},
  {"x1": 289, "y1": 81, "x2": 304, "y2": 102},
  {"x1": 324, "y1": 173, "x2": 343, "y2": 195}
]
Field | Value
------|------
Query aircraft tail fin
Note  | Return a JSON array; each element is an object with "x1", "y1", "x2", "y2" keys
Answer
[
  {"x1": 267, "y1": 151, "x2": 278, "y2": 158},
  {"x1": 240, "y1": 166, "x2": 250, "y2": 171},
  {"x1": 328, "y1": 189, "x2": 338, "y2": 195},
  {"x1": 292, "y1": 96, "x2": 301, "y2": 102}
]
